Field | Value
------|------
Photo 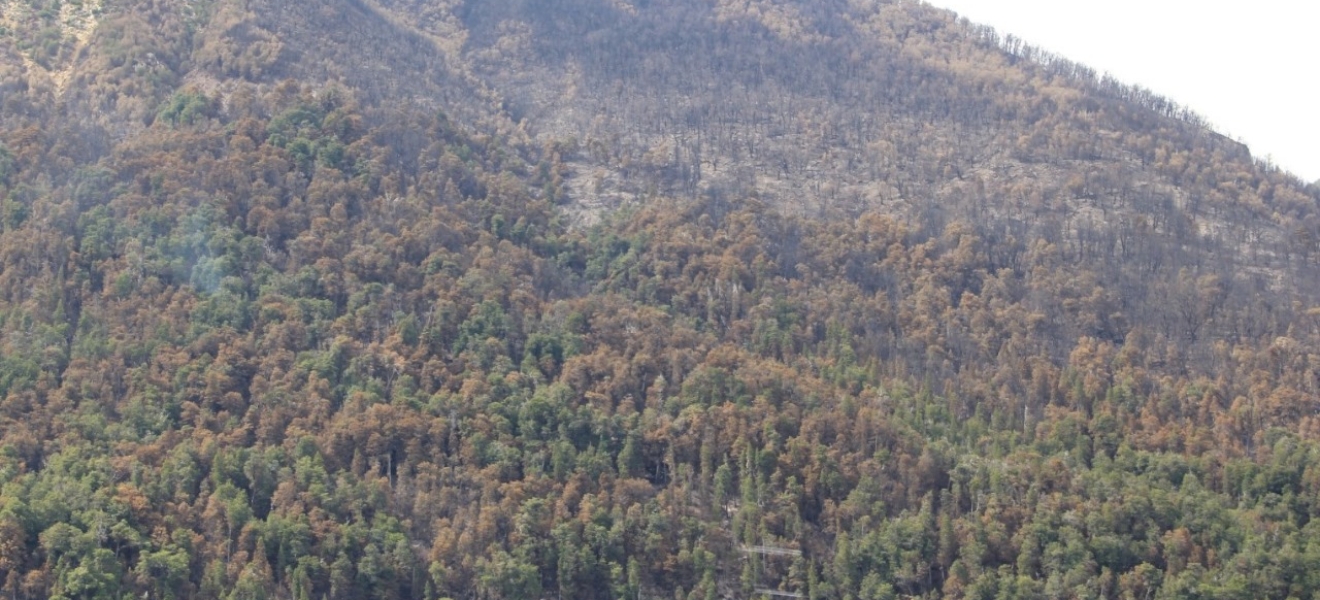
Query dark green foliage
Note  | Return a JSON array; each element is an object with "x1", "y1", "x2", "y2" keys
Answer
[
  {"x1": 0, "y1": 146, "x2": 13, "y2": 186},
  {"x1": 156, "y1": 92, "x2": 215, "y2": 127}
]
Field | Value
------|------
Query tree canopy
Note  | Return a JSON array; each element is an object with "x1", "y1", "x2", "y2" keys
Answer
[{"x1": 0, "y1": 1, "x2": 1319, "y2": 599}]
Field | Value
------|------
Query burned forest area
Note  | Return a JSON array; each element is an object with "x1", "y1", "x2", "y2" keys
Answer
[{"x1": 0, "y1": 0, "x2": 1319, "y2": 599}]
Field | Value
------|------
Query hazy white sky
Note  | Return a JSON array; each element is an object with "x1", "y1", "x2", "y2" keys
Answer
[{"x1": 927, "y1": 0, "x2": 1320, "y2": 183}]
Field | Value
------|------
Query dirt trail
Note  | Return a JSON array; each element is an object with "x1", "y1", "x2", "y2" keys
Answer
[{"x1": 0, "y1": 0, "x2": 104, "y2": 95}]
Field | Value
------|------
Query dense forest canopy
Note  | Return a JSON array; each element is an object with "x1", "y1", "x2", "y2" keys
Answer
[{"x1": 0, "y1": 0, "x2": 1319, "y2": 599}]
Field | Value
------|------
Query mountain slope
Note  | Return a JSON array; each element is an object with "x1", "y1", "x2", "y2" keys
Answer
[{"x1": 0, "y1": 1, "x2": 1319, "y2": 599}]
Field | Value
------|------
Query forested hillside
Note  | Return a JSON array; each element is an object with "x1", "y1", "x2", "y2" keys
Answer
[{"x1": 2, "y1": 0, "x2": 1320, "y2": 599}]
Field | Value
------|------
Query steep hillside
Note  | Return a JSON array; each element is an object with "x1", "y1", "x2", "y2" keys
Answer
[{"x1": 1, "y1": 1, "x2": 1320, "y2": 599}]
